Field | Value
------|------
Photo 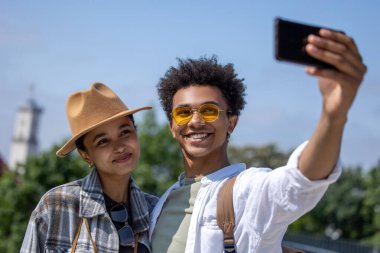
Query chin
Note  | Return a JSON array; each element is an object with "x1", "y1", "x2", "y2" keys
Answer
[{"x1": 184, "y1": 147, "x2": 212, "y2": 158}]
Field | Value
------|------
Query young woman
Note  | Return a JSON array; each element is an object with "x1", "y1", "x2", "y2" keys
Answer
[{"x1": 21, "y1": 82, "x2": 158, "y2": 253}]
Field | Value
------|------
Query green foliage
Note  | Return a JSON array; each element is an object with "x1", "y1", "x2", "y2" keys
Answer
[
  {"x1": 288, "y1": 161, "x2": 380, "y2": 246},
  {"x1": 289, "y1": 167, "x2": 365, "y2": 236},
  {"x1": 0, "y1": 145, "x2": 87, "y2": 252},
  {"x1": 361, "y1": 160, "x2": 380, "y2": 246},
  {"x1": 228, "y1": 143, "x2": 380, "y2": 247},
  {"x1": 1, "y1": 108, "x2": 379, "y2": 251},
  {"x1": 134, "y1": 109, "x2": 183, "y2": 196},
  {"x1": 228, "y1": 143, "x2": 291, "y2": 168}
]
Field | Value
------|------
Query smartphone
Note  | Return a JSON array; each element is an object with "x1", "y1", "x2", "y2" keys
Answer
[{"x1": 274, "y1": 17, "x2": 340, "y2": 69}]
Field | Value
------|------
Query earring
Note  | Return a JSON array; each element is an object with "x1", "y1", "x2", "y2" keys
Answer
[{"x1": 88, "y1": 162, "x2": 93, "y2": 168}]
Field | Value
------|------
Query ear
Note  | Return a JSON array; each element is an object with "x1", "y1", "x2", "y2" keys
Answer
[
  {"x1": 227, "y1": 115, "x2": 238, "y2": 134},
  {"x1": 78, "y1": 149, "x2": 92, "y2": 165},
  {"x1": 169, "y1": 121, "x2": 176, "y2": 138}
]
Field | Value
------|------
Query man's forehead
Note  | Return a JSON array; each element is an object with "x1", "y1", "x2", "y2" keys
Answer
[{"x1": 172, "y1": 85, "x2": 227, "y2": 107}]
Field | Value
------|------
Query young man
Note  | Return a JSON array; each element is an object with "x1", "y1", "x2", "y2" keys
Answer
[{"x1": 150, "y1": 30, "x2": 366, "y2": 252}]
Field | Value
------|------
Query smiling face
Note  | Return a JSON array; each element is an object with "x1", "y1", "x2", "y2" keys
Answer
[
  {"x1": 170, "y1": 85, "x2": 238, "y2": 167},
  {"x1": 78, "y1": 116, "x2": 140, "y2": 180}
]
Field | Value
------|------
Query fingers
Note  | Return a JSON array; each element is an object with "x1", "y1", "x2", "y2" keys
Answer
[
  {"x1": 305, "y1": 43, "x2": 364, "y2": 78},
  {"x1": 320, "y1": 29, "x2": 361, "y2": 57},
  {"x1": 305, "y1": 29, "x2": 367, "y2": 79},
  {"x1": 318, "y1": 29, "x2": 365, "y2": 72},
  {"x1": 307, "y1": 35, "x2": 352, "y2": 66},
  {"x1": 306, "y1": 66, "x2": 353, "y2": 86}
]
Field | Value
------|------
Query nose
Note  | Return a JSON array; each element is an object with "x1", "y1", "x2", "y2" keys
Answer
[
  {"x1": 113, "y1": 139, "x2": 126, "y2": 153},
  {"x1": 188, "y1": 111, "x2": 205, "y2": 127}
]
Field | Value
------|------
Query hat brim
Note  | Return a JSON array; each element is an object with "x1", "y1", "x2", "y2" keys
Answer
[{"x1": 56, "y1": 106, "x2": 152, "y2": 157}]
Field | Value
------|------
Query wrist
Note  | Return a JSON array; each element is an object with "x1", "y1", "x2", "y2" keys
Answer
[{"x1": 320, "y1": 111, "x2": 347, "y2": 128}]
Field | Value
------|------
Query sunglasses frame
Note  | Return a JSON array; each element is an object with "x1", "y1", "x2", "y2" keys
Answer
[
  {"x1": 118, "y1": 224, "x2": 135, "y2": 247},
  {"x1": 110, "y1": 203, "x2": 135, "y2": 247},
  {"x1": 171, "y1": 103, "x2": 231, "y2": 126}
]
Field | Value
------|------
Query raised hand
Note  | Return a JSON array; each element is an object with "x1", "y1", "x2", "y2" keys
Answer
[{"x1": 305, "y1": 29, "x2": 367, "y2": 121}]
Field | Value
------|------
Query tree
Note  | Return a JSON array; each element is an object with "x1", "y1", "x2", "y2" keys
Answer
[
  {"x1": 1, "y1": 108, "x2": 379, "y2": 251},
  {"x1": 361, "y1": 160, "x2": 380, "y2": 246},
  {"x1": 134, "y1": 109, "x2": 183, "y2": 196},
  {"x1": 228, "y1": 143, "x2": 291, "y2": 168},
  {"x1": 0, "y1": 144, "x2": 87, "y2": 252},
  {"x1": 0, "y1": 109, "x2": 181, "y2": 252},
  {"x1": 288, "y1": 162, "x2": 380, "y2": 247},
  {"x1": 289, "y1": 167, "x2": 367, "y2": 238}
]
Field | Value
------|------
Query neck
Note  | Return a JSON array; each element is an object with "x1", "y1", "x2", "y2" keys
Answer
[
  {"x1": 183, "y1": 150, "x2": 230, "y2": 178},
  {"x1": 99, "y1": 173, "x2": 131, "y2": 203}
]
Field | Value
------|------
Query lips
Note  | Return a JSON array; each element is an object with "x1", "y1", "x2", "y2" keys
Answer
[{"x1": 113, "y1": 153, "x2": 132, "y2": 163}]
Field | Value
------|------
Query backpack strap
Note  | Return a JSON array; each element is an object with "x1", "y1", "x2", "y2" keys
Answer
[
  {"x1": 216, "y1": 175, "x2": 304, "y2": 253},
  {"x1": 217, "y1": 175, "x2": 238, "y2": 252}
]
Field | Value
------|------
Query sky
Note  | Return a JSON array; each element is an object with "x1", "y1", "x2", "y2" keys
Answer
[{"x1": 1, "y1": 0, "x2": 379, "y2": 171}]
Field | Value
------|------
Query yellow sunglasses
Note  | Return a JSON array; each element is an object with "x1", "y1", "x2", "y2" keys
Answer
[{"x1": 171, "y1": 103, "x2": 230, "y2": 126}]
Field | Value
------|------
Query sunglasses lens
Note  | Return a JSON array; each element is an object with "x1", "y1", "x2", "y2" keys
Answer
[
  {"x1": 199, "y1": 104, "x2": 219, "y2": 121},
  {"x1": 110, "y1": 204, "x2": 128, "y2": 222},
  {"x1": 172, "y1": 104, "x2": 222, "y2": 125},
  {"x1": 118, "y1": 225, "x2": 135, "y2": 247},
  {"x1": 172, "y1": 107, "x2": 192, "y2": 125}
]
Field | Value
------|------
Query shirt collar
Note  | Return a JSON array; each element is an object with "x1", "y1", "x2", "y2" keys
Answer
[
  {"x1": 178, "y1": 163, "x2": 246, "y2": 186},
  {"x1": 79, "y1": 169, "x2": 150, "y2": 233},
  {"x1": 201, "y1": 163, "x2": 246, "y2": 185},
  {"x1": 129, "y1": 179, "x2": 151, "y2": 233},
  {"x1": 80, "y1": 168, "x2": 106, "y2": 218}
]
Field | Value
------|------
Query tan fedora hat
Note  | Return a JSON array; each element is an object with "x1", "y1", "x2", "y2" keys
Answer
[{"x1": 56, "y1": 82, "x2": 151, "y2": 157}]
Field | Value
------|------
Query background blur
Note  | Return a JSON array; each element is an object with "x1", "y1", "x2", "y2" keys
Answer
[
  {"x1": 1, "y1": 0, "x2": 379, "y2": 171},
  {"x1": 1, "y1": 1, "x2": 379, "y2": 252}
]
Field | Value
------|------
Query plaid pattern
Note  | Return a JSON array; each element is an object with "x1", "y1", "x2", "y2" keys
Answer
[{"x1": 20, "y1": 168, "x2": 158, "y2": 253}]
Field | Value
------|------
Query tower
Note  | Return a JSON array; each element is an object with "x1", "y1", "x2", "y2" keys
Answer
[{"x1": 9, "y1": 89, "x2": 43, "y2": 171}]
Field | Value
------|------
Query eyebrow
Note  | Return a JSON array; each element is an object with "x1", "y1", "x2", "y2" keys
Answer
[
  {"x1": 91, "y1": 123, "x2": 132, "y2": 143},
  {"x1": 175, "y1": 101, "x2": 220, "y2": 108}
]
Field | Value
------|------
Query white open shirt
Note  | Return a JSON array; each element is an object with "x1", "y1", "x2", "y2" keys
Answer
[{"x1": 149, "y1": 142, "x2": 341, "y2": 253}]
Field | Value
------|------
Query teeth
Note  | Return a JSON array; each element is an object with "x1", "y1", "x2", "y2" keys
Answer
[{"x1": 187, "y1": 133, "x2": 208, "y2": 139}]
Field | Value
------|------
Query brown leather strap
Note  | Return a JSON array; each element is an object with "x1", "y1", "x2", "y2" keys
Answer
[
  {"x1": 71, "y1": 218, "x2": 83, "y2": 253},
  {"x1": 83, "y1": 218, "x2": 98, "y2": 253},
  {"x1": 133, "y1": 233, "x2": 140, "y2": 253},
  {"x1": 217, "y1": 175, "x2": 238, "y2": 251},
  {"x1": 216, "y1": 175, "x2": 304, "y2": 253},
  {"x1": 71, "y1": 218, "x2": 98, "y2": 253}
]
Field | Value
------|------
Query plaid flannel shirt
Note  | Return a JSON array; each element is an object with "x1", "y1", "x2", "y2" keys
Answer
[{"x1": 20, "y1": 168, "x2": 158, "y2": 253}]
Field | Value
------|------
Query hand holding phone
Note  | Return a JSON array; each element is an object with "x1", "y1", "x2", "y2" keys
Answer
[{"x1": 274, "y1": 18, "x2": 343, "y2": 69}]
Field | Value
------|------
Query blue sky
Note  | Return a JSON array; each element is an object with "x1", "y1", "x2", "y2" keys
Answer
[{"x1": 1, "y1": 0, "x2": 379, "y2": 171}]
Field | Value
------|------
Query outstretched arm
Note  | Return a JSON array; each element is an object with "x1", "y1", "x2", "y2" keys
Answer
[{"x1": 298, "y1": 29, "x2": 367, "y2": 180}]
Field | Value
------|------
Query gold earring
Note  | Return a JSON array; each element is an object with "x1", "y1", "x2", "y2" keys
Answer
[{"x1": 88, "y1": 162, "x2": 93, "y2": 168}]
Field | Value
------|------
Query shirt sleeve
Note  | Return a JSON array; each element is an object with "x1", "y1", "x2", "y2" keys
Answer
[
  {"x1": 233, "y1": 141, "x2": 342, "y2": 235},
  {"x1": 286, "y1": 140, "x2": 342, "y2": 189},
  {"x1": 20, "y1": 210, "x2": 48, "y2": 253}
]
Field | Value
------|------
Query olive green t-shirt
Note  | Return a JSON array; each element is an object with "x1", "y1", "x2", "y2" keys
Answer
[{"x1": 151, "y1": 177, "x2": 202, "y2": 253}]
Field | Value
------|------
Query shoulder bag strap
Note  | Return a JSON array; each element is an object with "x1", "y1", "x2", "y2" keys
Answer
[
  {"x1": 217, "y1": 175, "x2": 238, "y2": 252},
  {"x1": 133, "y1": 233, "x2": 140, "y2": 253},
  {"x1": 216, "y1": 175, "x2": 304, "y2": 253},
  {"x1": 71, "y1": 218, "x2": 84, "y2": 253},
  {"x1": 83, "y1": 218, "x2": 98, "y2": 253},
  {"x1": 71, "y1": 218, "x2": 98, "y2": 253}
]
